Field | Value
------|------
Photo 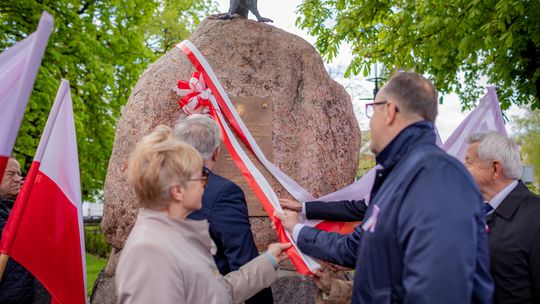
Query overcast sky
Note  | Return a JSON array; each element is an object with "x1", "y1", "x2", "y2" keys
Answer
[{"x1": 214, "y1": 0, "x2": 525, "y2": 141}]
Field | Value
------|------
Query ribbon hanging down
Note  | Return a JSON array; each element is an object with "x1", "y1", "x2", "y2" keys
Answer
[
  {"x1": 176, "y1": 41, "x2": 367, "y2": 236},
  {"x1": 176, "y1": 41, "x2": 320, "y2": 275}
]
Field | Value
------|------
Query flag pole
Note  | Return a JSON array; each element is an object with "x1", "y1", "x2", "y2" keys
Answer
[{"x1": 0, "y1": 253, "x2": 9, "y2": 284}]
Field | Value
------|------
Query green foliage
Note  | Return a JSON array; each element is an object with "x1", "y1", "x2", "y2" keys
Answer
[
  {"x1": 357, "y1": 130, "x2": 375, "y2": 178},
  {"x1": 296, "y1": 0, "x2": 540, "y2": 110},
  {"x1": 513, "y1": 109, "x2": 540, "y2": 187},
  {"x1": 84, "y1": 224, "x2": 111, "y2": 258},
  {"x1": 86, "y1": 252, "x2": 107, "y2": 296},
  {"x1": 0, "y1": 0, "x2": 215, "y2": 201}
]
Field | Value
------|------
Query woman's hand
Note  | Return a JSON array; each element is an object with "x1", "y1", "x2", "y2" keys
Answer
[{"x1": 266, "y1": 242, "x2": 292, "y2": 263}]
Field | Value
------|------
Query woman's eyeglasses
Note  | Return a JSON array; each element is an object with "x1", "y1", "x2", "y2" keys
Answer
[{"x1": 188, "y1": 168, "x2": 209, "y2": 188}]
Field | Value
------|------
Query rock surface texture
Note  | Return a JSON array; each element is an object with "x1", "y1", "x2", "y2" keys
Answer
[{"x1": 93, "y1": 15, "x2": 360, "y2": 304}]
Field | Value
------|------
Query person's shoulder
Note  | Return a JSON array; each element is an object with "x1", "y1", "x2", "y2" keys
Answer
[
  {"x1": 421, "y1": 146, "x2": 466, "y2": 170},
  {"x1": 120, "y1": 238, "x2": 175, "y2": 268},
  {"x1": 525, "y1": 186, "x2": 540, "y2": 201},
  {"x1": 410, "y1": 146, "x2": 479, "y2": 193},
  {"x1": 511, "y1": 186, "x2": 540, "y2": 235},
  {"x1": 408, "y1": 145, "x2": 467, "y2": 174},
  {"x1": 125, "y1": 216, "x2": 185, "y2": 249},
  {"x1": 520, "y1": 185, "x2": 540, "y2": 209},
  {"x1": 209, "y1": 172, "x2": 243, "y2": 193}
]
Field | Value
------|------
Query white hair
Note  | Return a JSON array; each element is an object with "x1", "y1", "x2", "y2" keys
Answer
[
  {"x1": 467, "y1": 132, "x2": 522, "y2": 180},
  {"x1": 174, "y1": 114, "x2": 221, "y2": 160}
]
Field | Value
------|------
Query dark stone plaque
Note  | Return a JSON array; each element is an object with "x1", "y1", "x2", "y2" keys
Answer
[{"x1": 212, "y1": 97, "x2": 273, "y2": 216}]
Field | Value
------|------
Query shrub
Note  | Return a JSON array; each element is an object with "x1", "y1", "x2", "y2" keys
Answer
[{"x1": 84, "y1": 225, "x2": 111, "y2": 258}]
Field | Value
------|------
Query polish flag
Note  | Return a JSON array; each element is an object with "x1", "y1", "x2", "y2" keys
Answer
[
  {"x1": 0, "y1": 12, "x2": 53, "y2": 182},
  {"x1": 0, "y1": 79, "x2": 87, "y2": 303}
]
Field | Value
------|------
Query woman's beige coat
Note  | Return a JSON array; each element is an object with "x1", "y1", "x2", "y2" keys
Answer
[{"x1": 116, "y1": 209, "x2": 277, "y2": 304}]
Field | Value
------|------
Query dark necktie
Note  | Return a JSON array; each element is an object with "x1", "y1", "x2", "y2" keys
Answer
[{"x1": 484, "y1": 203, "x2": 494, "y2": 215}]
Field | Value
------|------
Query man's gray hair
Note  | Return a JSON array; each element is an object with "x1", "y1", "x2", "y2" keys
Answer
[
  {"x1": 174, "y1": 114, "x2": 221, "y2": 160},
  {"x1": 467, "y1": 131, "x2": 522, "y2": 180}
]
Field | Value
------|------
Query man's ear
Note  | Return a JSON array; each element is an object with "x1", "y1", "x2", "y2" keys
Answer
[
  {"x1": 170, "y1": 184, "x2": 184, "y2": 201},
  {"x1": 492, "y1": 160, "x2": 503, "y2": 180},
  {"x1": 211, "y1": 146, "x2": 220, "y2": 162},
  {"x1": 385, "y1": 100, "x2": 399, "y2": 125}
]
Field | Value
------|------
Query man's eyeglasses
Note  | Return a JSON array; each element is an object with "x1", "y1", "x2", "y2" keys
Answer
[
  {"x1": 188, "y1": 168, "x2": 209, "y2": 188},
  {"x1": 365, "y1": 101, "x2": 387, "y2": 118}
]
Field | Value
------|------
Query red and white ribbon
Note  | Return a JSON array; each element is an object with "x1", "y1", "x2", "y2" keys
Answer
[
  {"x1": 174, "y1": 71, "x2": 212, "y2": 115},
  {"x1": 175, "y1": 41, "x2": 371, "y2": 234},
  {"x1": 176, "y1": 40, "x2": 320, "y2": 274}
]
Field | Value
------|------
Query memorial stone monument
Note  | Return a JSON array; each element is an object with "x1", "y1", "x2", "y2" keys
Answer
[{"x1": 91, "y1": 14, "x2": 360, "y2": 304}]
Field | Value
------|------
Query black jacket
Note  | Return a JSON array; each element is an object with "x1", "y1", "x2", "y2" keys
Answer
[
  {"x1": 305, "y1": 199, "x2": 367, "y2": 222},
  {"x1": 0, "y1": 197, "x2": 35, "y2": 304},
  {"x1": 487, "y1": 182, "x2": 540, "y2": 304}
]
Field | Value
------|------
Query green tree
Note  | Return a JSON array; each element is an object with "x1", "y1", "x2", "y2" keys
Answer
[
  {"x1": 296, "y1": 0, "x2": 540, "y2": 110},
  {"x1": 356, "y1": 130, "x2": 375, "y2": 178},
  {"x1": 514, "y1": 109, "x2": 540, "y2": 189},
  {"x1": 0, "y1": 0, "x2": 215, "y2": 201}
]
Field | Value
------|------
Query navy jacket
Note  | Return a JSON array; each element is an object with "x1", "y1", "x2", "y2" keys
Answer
[
  {"x1": 297, "y1": 121, "x2": 494, "y2": 304},
  {"x1": 487, "y1": 181, "x2": 540, "y2": 304},
  {"x1": 188, "y1": 170, "x2": 273, "y2": 304}
]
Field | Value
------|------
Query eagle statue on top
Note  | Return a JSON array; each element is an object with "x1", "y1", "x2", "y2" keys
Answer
[{"x1": 220, "y1": 0, "x2": 273, "y2": 23}]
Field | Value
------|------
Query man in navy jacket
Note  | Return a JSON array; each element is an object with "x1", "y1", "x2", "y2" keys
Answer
[
  {"x1": 277, "y1": 72, "x2": 494, "y2": 303},
  {"x1": 175, "y1": 115, "x2": 273, "y2": 304}
]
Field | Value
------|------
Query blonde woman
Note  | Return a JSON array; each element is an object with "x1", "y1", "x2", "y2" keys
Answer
[{"x1": 116, "y1": 125, "x2": 290, "y2": 304}]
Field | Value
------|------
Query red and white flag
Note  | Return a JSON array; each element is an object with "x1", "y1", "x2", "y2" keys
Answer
[
  {"x1": 0, "y1": 79, "x2": 86, "y2": 304},
  {"x1": 0, "y1": 12, "x2": 53, "y2": 181}
]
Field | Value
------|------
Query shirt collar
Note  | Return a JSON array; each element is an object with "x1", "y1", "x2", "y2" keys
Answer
[
  {"x1": 487, "y1": 180, "x2": 518, "y2": 214},
  {"x1": 375, "y1": 120, "x2": 436, "y2": 169}
]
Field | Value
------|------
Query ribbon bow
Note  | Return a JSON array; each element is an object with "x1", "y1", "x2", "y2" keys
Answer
[{"x1": 174, "y1": 72, "x2": 212, "y2": 115}]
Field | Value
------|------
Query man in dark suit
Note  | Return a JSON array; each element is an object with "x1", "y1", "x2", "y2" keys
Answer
[
  {"x1": 276, "y1": 72, "x2": 493, "y2": 303},
  {"x1": 465, "y1": 131, "x2": 540, "y2": 304},
  {"x1": 174, "y1": 114, "x2": 273, "y2": 304}
]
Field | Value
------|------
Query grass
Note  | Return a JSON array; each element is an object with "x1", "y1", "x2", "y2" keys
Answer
[{"x1": 86, "y1": 252, "x2": 108, "y2": 296}]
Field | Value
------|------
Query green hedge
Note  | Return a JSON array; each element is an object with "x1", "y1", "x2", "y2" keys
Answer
[{"x1": 84, "y1": 225, "x2": 111, "y2": 258}]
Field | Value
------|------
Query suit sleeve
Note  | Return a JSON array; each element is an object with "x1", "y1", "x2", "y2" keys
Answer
[
  {"x1": 220, "y1": 254, "x2": 277, "y2": 304},
  {"x1": 397, "y1": 163, "x2": 490, "y2": 303},
  {"x1": 297, "y1": 225, "x2": 361, "y2": 268},
  {"x1": 305, "y1": 200, "x2": 367, "y2": 222},
  {"x1": 209, "y1": 183, "x2": 274, "y2": 304}
]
